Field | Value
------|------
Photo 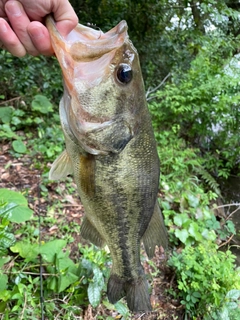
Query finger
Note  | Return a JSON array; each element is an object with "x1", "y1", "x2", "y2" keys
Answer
[
  {"x1": 52, "y1": 0, "x2": 78, "y2": 37},
  {"x1": 27, "y1": 21, "x2": 54, "y2": 56},
  {"x1": 5, "y1": 1, "x2": 38, "y2": 56},
  {"x1": 0, "y1": 18, "x2": 26, "y2": 56}
]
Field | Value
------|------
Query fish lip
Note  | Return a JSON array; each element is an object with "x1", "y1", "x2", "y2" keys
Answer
[{"x1": 46, "y1": 15, "x2": 128, "y2": 62}]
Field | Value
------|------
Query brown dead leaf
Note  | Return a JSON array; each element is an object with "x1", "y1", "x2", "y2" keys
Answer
[{"x1": 1, "y1": 172, "x2": 10, "y2": 180}]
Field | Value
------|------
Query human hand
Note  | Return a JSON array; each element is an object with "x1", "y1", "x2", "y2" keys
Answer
[{"x1": 0, "y1": 0, "x2": 78, "y2": 56}]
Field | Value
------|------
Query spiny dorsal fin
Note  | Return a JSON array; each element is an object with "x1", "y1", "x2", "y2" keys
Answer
[{"x1": 49, "y1": 149, "x2": 73, "y2": 180}]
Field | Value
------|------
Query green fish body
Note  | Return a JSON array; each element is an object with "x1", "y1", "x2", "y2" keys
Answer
[{"x1": 47, "y1": 16, "x2": 168, "y2": 312}]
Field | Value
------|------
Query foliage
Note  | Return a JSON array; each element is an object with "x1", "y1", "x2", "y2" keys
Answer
[
  {"x1": 161, "y1": 176, "x2": 236, "y2": 246},
  {"x1": 149, "y1": 33, "x2": 240, "y2": 178},
  {"x1": 0, "y1": 189, "x2": 33, "y2": 256},
  {"x1": 0, "y1": 50, "x2": 62, "y2": 102},
  {"x1": 155, "y1": 129, "x2": 238, "y2": 319},
  {"x1": 168, "y1": 242, "x2": 240, "y2": 319},
  {"x1": 0, "y1": 189, "x2": 131, "y2": 319},
  {"x1": 0, "y1": 94, "x2": 64, "y2": 164}
]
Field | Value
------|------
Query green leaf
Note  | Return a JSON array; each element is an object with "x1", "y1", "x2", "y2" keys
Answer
[
  {"x1": 226, "y1": 289, "x2": 240, "y2": 300},
  {"x1": 0, "y1": 189, "x2": 33, "y2": 223},
  {"x1": 0, "y1": 256, "x2": 10, "y2": 268},
  {"x1": 188, "y1": 222, "x2": 202, "y2": 241},
  {"x1": 0, "y1": 274, "x2": 8, "y2": 291},
  {"x1": 175, "y1": 229, "x2": 189, "y2": 244},
  {"x1": 174, "y1": 214, "x2": 189, "y2": 227},
  {"x1": 226, "y1": 301, "x2": 238, "y2": 309},
  {"x1": 11, "y1": 205, "x2": 32, "y2": 223},
  {"x1": 219, "y1": 307, "x2": 230, "y2": 320},
  {"x1": 88, "y1": 281, "x2": 102, "y2": 307},
  {"x1": 114, "y1": 301, "x2": 130, "y2": 317},
  {"x1": 0, "y1": 231, "x2": 15, "y2": 251},
  {"x1": 0, "y1": 301, "x2": 7, "y2": 313},
  {"x1": 48, "y1": 277, "x2": 57, "y2": 291},
  {"x1": 0, "y1": 202, "x2": 32, "y2": 223},
  {"x1": 0, "y1": 107, "x2": 13, "y2": 123},
  {"x1": 0, "y1": 124, "x2": 18, "y2": 139},
  {"x1": 0, "y1": 189, "x2": 27, "y2": 206},
  {"x1": 12, "y1": 140, "x2": 27, "y2": 154},
  {"x1": 57, "y1": 255, "x2": 77, "y2": 273},
  {"x1": 40, "y1": 239, "x2": 67, "y2": 263},
  {"x1": 187, "y1": 194, "x2": 199, "y2": 208},
  {"x1": 10, "y1": 241, "x2": 39, "y2": 260},
  {"x1": 201, "y1": 229, "x2": 216, "y2": 241},
  {"x1": 31, "y1": 95, "x2": 53, "y2": 114},
  {"x1": 102, "y1": 300, "x2": 115, "y2": 310},
  {"x1": 58, "y1": 271, "x2": 79, "y2": 293}
]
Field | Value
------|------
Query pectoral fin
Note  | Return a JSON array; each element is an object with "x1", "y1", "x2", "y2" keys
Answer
[
  {"x1": 80, "y1": 217, "x2": 105, "y2": 247},
  {"x1": 142, "y1": 201, "x2": 168, "y2": 259},
  {"x1": 49, "y1": 149, "x2": 73, "y2": 180}
]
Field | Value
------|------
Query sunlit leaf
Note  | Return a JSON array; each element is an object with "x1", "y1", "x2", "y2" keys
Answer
[
  {"x1": 31, "y1": 95, "x2": 53, "y2": 114},
  {"x1": 175, "y1": 229, "x2": 189, "y2": 244},
  {"x1": 12, "y1": 140, "x2": 27, "y2": 154}
]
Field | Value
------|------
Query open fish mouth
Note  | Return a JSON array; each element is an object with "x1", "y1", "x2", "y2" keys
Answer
[
  {"x1": 46, "y1": 16, "x2": 128, "y2": 84},
  {"x1": 46, "y1": 16, "x2": 135, "y2": 155}
]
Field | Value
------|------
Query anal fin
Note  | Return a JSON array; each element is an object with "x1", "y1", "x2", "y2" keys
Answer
[
  {"x1": 80, "y1": 217, "x2": 105, "y2": 248},
  {"x1": 142, "y1": 201, "x2": 168, "y2": 259}
]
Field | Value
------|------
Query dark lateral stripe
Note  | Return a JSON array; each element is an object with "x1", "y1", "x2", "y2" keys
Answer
[{"x1": 79, "y1": 154, "x2": 96, "y2": 198}]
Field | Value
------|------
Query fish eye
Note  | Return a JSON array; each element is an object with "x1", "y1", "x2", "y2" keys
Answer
[{"x1": 116, "y1": 64, "x2": 132, "y2": 84}]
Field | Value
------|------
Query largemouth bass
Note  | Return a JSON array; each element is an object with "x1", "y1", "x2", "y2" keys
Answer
[{"x1": 46, "y1": 15, "x2": 168, "y2": 312}]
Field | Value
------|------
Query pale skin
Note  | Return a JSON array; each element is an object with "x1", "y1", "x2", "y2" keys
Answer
[{"x1": 0, "y1": 0, "x2": 78, "y2": 56}]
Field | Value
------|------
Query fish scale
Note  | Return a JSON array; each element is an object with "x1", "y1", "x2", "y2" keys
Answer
[{"x1": 46, "y1": 15, "x2": 168, "y2": 312}]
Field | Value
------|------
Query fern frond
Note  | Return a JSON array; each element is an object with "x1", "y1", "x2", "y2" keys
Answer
[{"x1": 194, "y1": 166, "x2": 221, "y2": 196}]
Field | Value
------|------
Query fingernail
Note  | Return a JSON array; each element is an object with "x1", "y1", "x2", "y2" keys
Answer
[{"x1": 6, "y1": 1, "x2": 22, "y2": 16}]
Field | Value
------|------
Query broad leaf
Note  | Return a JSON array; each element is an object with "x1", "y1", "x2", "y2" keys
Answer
[
  {"x1": 58, "y1": 271, "x2": 79, "y2": 293},
  {"x1": 40, "y1": 239, "x2": 67, "y2": 263},
  {"x1": 0, "y1": 274, "x2": 8, "y2": 291},
  {"x1": 12, "y1": 140, "x2": 27, "y2": 154},
  {"x1": 226, "y1": 289, "x2": 240, "y2": 300},
  {"x1": 175, "y1": 229, "x2": 189, "y2": 244},
  {"x1": 10, "y1": 241, "x2": 39, "y2": 260},
  {"x1": 88, "y1": 281, "x2": 102, "y2": 307},
  {"x1": 31, "y1": 95, "x2": 53, "y2": 114}
]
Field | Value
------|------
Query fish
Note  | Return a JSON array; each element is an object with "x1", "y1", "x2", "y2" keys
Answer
[{"x1": 46, "y1": 15, "x2": 168, "y2": 312}]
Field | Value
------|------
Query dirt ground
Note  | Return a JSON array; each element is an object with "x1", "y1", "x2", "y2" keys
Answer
[{"x1": 0, "y1": 142, "x2": 184, "y2": 320}]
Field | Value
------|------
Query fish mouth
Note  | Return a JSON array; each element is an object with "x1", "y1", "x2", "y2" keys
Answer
[
  {"x1": 46, "y1": 16, "x2": 128, "y2": 84},
  {"x1": 46, "y1": 16, "x2": 132, "y2": 155},
  {"x1": 47, "y1": 15, "x2": 128, "y2": 61}
]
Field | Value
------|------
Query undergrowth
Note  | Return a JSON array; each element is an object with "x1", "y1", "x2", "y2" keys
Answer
[{"x1": 0, "y1": 46, "x2": 239, "y2": 319}]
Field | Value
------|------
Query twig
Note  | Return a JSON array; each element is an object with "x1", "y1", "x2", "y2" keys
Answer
[
  {"x1": 62, "y1": 204, "x2": 83, "y2": 207},
  {"x1": 218, "y1": 234, "x2": 235, "y2": 248},
  {"x1": 4, "y1": 270, "x2": 59, "y2": 276},
  {"x1": 226, "y1": 206, "x2": 240, "y2": 221},
  {"x1": 20, "y1": 292, "x2": 27, "y2": 320},
  {"x1": 212, "y1": 202, "x2": 240, "y2": 220},
  {"x1": 0, "y1": 96, "x2": 21, "y2": 105},
  {"x1": 146, "y1": 73, "x2": 171, "y2": 101},
  {"x1": 213, "y1": 203, "x2": 240, "y2": 209}
]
